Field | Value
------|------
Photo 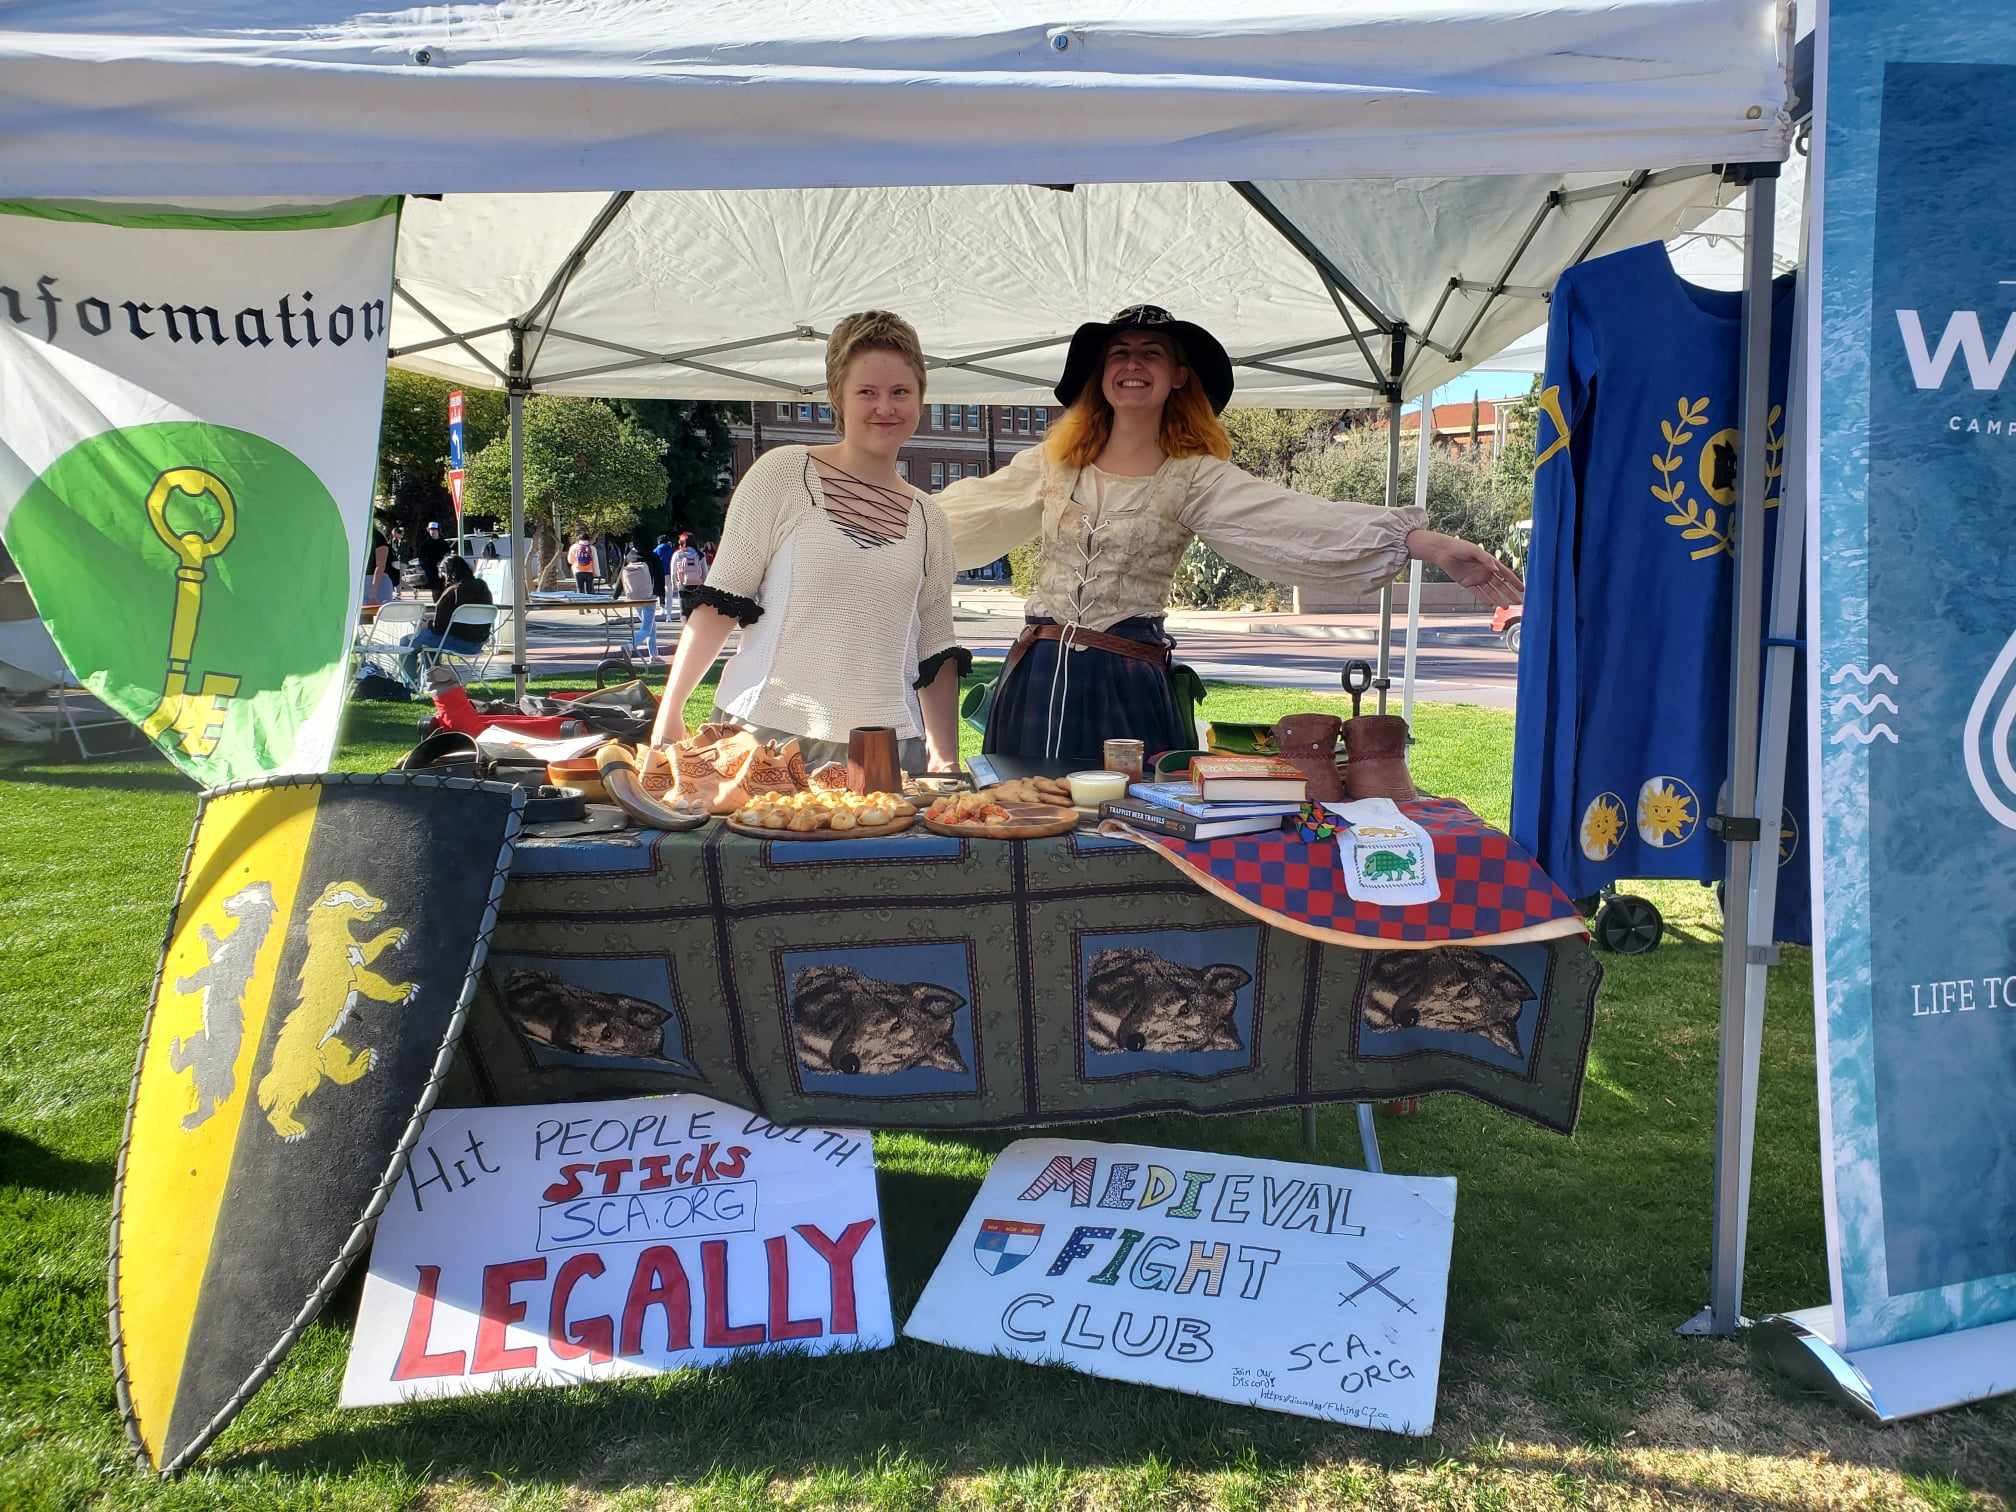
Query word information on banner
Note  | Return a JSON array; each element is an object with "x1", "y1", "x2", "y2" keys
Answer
[
  {"x1": 339, "y1": 1096, "x2": 891, "y2": 1406},
  {"x1": 904, "y1": 1138, "x2": 1455, "y2": 1435}
]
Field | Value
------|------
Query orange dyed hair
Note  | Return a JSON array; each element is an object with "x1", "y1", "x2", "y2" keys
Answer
[{"x1": 1045, "y1": 341, "x2": 1232, "y2": 468}]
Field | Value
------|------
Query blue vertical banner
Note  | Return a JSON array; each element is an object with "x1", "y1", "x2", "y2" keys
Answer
[{"x1": 1813, "y1": 0, "x2": 2016, "y2": 1349}]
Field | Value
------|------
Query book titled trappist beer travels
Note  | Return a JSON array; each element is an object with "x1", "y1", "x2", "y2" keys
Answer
[
  {"x1": 1186, "y1": 755, "x2": 1308, "y2": 803},
  {"x1": 1101, "y1": 799, "x2": 1290, "y2": 841}
]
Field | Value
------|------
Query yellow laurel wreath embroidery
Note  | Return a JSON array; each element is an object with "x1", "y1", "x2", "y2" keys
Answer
[
  {"x1": 1652, "y1": 396, "x2": 1731, "y2": 561},
  {"x1": 1762, "y1": 403, "x2": 1784, "y2": 512}
]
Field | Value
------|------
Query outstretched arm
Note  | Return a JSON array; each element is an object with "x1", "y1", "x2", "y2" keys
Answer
[
  {"x1": 650, "y1": 605, "x2": 737, "y2": 745},
  {"x1": 1181, "y1": 459, "x2": 1521, "y2": 608},
  {"x1": 1404, "y1": 528, "x2": 1524, "y2": 606}
]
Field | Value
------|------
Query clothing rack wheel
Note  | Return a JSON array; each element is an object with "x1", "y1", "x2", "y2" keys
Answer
[{"x1": 1593, "y1": 892, "x2": 1665, "y2": 955}]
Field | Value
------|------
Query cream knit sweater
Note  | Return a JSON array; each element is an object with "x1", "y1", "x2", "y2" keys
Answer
[{"x1": 702, "y1": 446, "x2": 959, "y2": 742}]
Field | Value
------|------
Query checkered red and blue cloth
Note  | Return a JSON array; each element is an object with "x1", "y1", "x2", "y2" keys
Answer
[{"x1": 1122, "y1": 796, "x2": 1585, "y2": 945}]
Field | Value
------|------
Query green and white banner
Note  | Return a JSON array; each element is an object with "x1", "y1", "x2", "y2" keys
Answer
[{"x1": 0, "y1": 197, "x2": 399, "y2": 784}]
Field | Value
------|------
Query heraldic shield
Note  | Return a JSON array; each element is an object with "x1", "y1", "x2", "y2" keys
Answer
[{"x1": 109, "y1": 772, "x2": 523, "y2": 1475}]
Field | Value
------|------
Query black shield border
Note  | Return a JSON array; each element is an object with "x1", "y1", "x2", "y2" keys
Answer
[{"x1": 107, "y1": 770, "x2": 526, "y2": 1476}]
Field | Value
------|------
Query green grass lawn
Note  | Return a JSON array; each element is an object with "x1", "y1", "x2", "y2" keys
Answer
[{"x1": 3, "y1": 671, "x2": 2012, "y2": 1510}]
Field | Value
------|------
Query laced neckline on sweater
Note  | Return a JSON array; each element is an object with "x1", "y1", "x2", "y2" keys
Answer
[{"x1": 808, "y1": 455, "x2": 915, "y2": 549}]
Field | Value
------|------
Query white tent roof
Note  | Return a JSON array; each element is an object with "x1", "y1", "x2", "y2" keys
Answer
[
  {"x1": 4, "y1": 2, "x2": 1789, "y2": 198},
  {"x1": 1474, "y1": 148, "x2": 1808, "y2": 375},
  {"x1": 390, "y1": 170, "x2": 1765, "y2": 407},
  {"x1": 2, "y1": 1, "x2": 1794, "y2": 406}
]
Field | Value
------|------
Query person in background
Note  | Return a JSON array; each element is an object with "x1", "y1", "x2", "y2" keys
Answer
[
  {"x1": 480, "y1": 539, "x2": 500, "y2": 560},
  {"x1": 649, "y1": 309, "x2": 966, "y2": 772},
  {"x1": 397, "y1": 554, "x2": 495, "y2": 688},
  {"x1": 702, "y1": 540, "x2": 718, "y2": 569},
  {"x1": 416, "y1": 520, "x2": 451, "y2": 593},
  {"x1": 669, "y1": 531, "x2": 707, "y2": 609},
  {"x1": 639, "y1": 536, "x2": 667, "y2": 607},
  {"x1": 569, "y1": 529, "x2": 598, "y2": 594},
  {"x1": 652, "y1": 534, "x2": 676, "y2": 608},
  {"x1": 363, "y1": 514, "x2": 395, "y2": 605},
  {"x1": 620, "y1": 548, "x2": 660, "y2": 661}
]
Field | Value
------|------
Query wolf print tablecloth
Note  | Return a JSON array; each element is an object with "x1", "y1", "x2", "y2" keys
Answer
[{"x1": 442, "y1": 823, "x2": 1602, "y2": 1135}]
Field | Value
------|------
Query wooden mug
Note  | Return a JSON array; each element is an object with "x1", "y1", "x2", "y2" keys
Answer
[{"x1": 847, "y1": 726, "x2": 901, "y2": 795}]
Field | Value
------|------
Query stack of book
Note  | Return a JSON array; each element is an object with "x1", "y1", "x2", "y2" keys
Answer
[{"x1": 1101, "y1": 756, "x2": 1308, "y2": 840}]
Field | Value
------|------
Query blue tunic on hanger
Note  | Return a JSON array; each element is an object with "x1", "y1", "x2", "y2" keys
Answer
[{"x1": 1510, "y1": 241, "x2": 1809, "y2": 943}]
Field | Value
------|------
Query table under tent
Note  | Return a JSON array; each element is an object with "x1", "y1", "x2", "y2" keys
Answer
[{"x1": 5, "y1": 0, "x2": 1803, "y2": 1341}]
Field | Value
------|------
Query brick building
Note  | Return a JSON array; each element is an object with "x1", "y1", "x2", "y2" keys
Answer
[
  {"x1": 728, "y1": 400, "x2": 1061, "y2": 492},
  {"x1": 1347, "y1": 397, "x2": 1508, "y2": 460}
]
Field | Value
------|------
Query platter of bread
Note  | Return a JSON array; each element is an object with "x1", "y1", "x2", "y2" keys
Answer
[
  {"x1": 920, "y1": 778, "x2": 1081, "y2": 839},
  {"x1": 723, "y1": 788, "x2": 917, "y2": 839}
]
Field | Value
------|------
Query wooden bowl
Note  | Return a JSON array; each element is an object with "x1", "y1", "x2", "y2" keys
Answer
[{"x1": 547, "y1": 757, "x2": 608, "y2": 803}]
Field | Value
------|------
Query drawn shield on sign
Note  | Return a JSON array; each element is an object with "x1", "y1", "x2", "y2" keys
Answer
[
  {"x1": 973, "y1": 1218, "x2": 1044, "y2": 1276},
  {"x1": 108, "y1": 772, "x2": 523, "y2": 1475}
]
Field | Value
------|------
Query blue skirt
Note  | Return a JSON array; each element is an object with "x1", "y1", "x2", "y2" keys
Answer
[{"x1": 983, "y1": 616, "x2": 1190, "y2": 764}]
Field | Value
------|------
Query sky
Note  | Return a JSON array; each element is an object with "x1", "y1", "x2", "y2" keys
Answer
[{"x1": 1408, "y1": 370, "x2": 1536, "y2": 413}]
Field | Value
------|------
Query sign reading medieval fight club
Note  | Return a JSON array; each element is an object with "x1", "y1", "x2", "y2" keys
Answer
[
  {"x1": 0, "y1": 197, "x2": 397, "y2": 785},
  {"x1": 904, "y1": 1138, "x2": 1455, "y2": 1435},
  {"x1": 1811, "y1": 0, "x2": 2016, "y2": 1353},
  {"x1": 340, "y1": 1095, "x2": 893, "y2": 1405}
]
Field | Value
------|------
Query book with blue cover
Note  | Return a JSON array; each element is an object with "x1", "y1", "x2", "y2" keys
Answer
[{"x1": 1127, "y1": 781, "x2": 1304, "y2": 820}]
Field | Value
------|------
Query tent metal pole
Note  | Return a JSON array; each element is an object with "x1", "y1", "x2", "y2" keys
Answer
[
  {"x1": 507, "y1": 323, "x2": 530, "y2": 704},
  {"x1": 393, "y1": 280, "x2": 510, "y2": 385},
  {"x1": 1376, "y1": 327, "x2": 1408, "y2": 714},
  {"x1": 1565, "y1": 169, "x2": 1651, "y2": 270},
  {"x1": 520, "y1": 190, "x2": 635, "y2": 382},
  {"x1": 1403, "y1": 387, "x2": 1434, "y2": 727},
  {"x1": 1319, "y1": 277, "x2": 1385, "y2": 382},
  {"x1": 1442, "y1": 195, "x2": 1559, "y2": 365},
  {"x1": 1682, "y1": 163, "x2": 1780, "y2": 1340},
  {"x1": 1239, "y1": 358, "x2": 1387, "y2": 392},
  {"x1": 541, "y1": 326, "x2": 812, "y2": 364},
  {"x1": 1229, "y1": 182, "x2": 1397, "y2": 336},
  {"x1": 387, "y1": 321, "x2": 512, "y2": 360}
]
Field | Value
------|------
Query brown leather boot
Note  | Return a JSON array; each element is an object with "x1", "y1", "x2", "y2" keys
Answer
[
  {"x1": 1271, "y1": 713, "x2": 1345, "y2": 802},
  {"x1": 1342, "y1": 715, "x2": 1417, "y2": 801}
]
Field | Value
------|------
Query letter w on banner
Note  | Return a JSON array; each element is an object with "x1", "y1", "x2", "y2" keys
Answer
[{"x1": 0, "y1": 198, "x2": 399, "y2": 784}]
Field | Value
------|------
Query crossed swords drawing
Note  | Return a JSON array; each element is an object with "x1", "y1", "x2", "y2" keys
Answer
[{"x1": 1337, "y1": 1262, "x2": 1415, "y2": 1314}]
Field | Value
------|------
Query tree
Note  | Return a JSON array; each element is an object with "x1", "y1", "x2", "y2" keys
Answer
[
  {"x1": 1221, "y1": 407, "x2": 1336, "y2": 483},
  {"x1": 1159, "y1": 407, "x2": 1337, "y2": 609},
  {"x1": 375, "y1": 370, "x2": 505, "y2": 533},
  {"x1": 1290, "y1": 427, "x2": 1525, "y2": 580},
  {"x1": 461, "y1": 395, "x2": 666, "y2": 584},
  {"x1": 1489, "y1": 375, "x2": 1545, "y2": 569},
  {"x1": 607, "y1": 399, "x2": 736, "y2": 543}
]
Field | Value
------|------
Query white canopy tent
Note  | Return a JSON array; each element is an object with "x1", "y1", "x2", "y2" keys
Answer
[
  {"x1": 389, "y1": 173, "x2": 1741, "y2": 407},
  {"x1": 1, "y1": 0, "x2": 1799, "y2": 1342},
  {"x1": 1477, "y1": 151, "x2": 1810, "y2": 374}
]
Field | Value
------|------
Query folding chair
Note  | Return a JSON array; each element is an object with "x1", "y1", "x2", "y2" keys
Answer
[{"x1": 410, "y1": 604, "x2": 500, "y2": 689}]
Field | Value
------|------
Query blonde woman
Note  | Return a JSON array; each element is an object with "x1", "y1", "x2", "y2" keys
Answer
[
  {"x1": 648, "y1": 311, "x2": 967, "y2": 772},
  {"x1": 938, "y1": 304, "x2": 1520, "y2": 761}
]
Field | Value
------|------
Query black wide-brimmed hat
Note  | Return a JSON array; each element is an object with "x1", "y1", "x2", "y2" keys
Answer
[{"x1": 1054, "y1": 304, "x2": 1235, "y2": 415}]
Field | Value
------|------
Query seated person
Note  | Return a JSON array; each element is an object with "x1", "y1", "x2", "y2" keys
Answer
[{"x1": 398, "y1": 554, "x2": 494, "y2": 688}]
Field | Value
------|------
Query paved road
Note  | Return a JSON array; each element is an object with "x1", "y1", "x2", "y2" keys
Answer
[
  {"x1": 500, "y1": 603, "x2": 1519, "y2": 710},
  {"x1": 952, "y1": 619, "x2": 1517, "y2": 708}
]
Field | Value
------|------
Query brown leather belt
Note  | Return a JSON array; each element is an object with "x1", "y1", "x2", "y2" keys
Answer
[{"x1": 1001, "y1": 622, "x2": 1171, "y2": 686}]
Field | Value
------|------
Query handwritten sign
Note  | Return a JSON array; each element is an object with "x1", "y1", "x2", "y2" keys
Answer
[
  {"x1": 903, "y1": 1138, "x2": 1455, "y2": 1434},
  {"x1": 339, "y1": 1095, "x2": 891, "y2": 1406}
]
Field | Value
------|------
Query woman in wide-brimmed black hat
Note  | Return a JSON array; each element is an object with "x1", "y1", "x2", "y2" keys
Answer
[{"x1": 937, "y1": 304, "x2": 1520, "y2": 764}]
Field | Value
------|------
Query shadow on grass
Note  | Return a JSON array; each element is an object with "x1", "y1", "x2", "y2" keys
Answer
[
  {"x1": 0, "y1": 1129, "x2": 115, "y2": 1197},
  {"x1": 4, "y1": 760, "x2": 191, "y2": 795}
]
